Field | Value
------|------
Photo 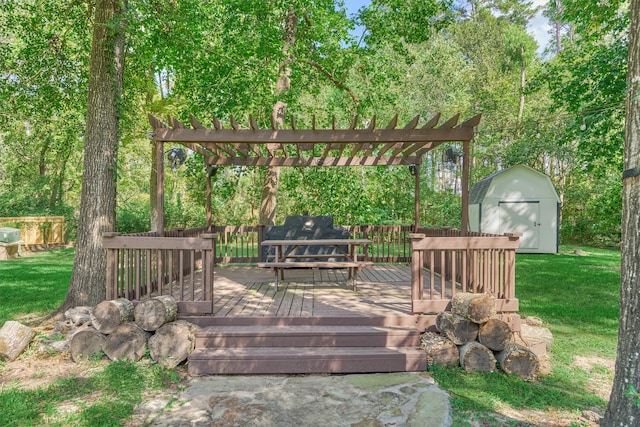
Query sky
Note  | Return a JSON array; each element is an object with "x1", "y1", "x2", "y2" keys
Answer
[{"x1": 342, "y1": 0, "x2": 552, "y2": 55}]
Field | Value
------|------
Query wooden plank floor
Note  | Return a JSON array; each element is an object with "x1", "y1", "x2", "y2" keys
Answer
[{"x1": 210, "y1": 264, "x2": 415, "y2": 319}]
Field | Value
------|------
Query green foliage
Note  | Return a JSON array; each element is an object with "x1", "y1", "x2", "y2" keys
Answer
[
  {"x1": 0, "y1": 0, "x2": 88, "y2": 231},
  {"x1": 165, "y1": 197, "x2": 206, "y2": 230},
  {"x1": 421, "y1": 189, "x2": 462, "y2": 228},
  {"x1": 541, "y1": 25, "x2": 627, "y2": 175},
  {"x1": 116, "y1": 201, "x2": 150, "y2": 234},
  {"x1": 561, "y1": 172, "x2": 622, "y2": 247},
  {"x1": 357, "y1": 0, "x2": 454, "y2": 48},
  {"x1": 625, "y1": 384, "x2": 640, "y2": 408}
]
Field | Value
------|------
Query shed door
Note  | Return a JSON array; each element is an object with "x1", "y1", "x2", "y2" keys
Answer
[{"x1": 498, "y1": 201, "x2": 540, "y2": 250}]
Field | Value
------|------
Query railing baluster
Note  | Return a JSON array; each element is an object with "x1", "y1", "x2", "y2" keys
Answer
[
  {"x1": 462, "y1": 250, "x2": 468, "y2": 292},
  {"x1": 440, "y1": 250, "x2": 446, "y2": 299},
  {"x1": 451, "y1": 249, "x2": 457, "y2": 297},
  {"x1": 179, "y1": 249, "x2": 184, "y2": 301},
  {"x1": 135, "y1": 249, "x2": 141, "y2": 301},
  {"x1": 190, "y1": 250, "x2": 195, "y2": 301},
  {"x1": 146, "y1": 249, "x2": 152, "y2": 298}
]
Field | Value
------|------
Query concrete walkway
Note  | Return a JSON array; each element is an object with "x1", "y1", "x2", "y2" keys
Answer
[{"x1": 131, "y1": 372, "x2": 451, "y2": 427}]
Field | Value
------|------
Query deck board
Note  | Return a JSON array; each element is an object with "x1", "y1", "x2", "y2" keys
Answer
[
  {"x1": 207, "y1": 265, "x2": 415, "y2": 319},
  {"x1": 157, "y1": 264, "x2": 458, "y2": 329}
]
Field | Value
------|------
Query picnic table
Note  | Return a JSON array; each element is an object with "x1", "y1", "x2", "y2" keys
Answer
[{"x1": 257, "y1": 238, "x2": 373, "y2": 291}]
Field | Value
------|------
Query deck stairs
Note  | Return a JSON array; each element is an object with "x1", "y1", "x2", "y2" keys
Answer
[{"x1": 188, "y1": 319, "x2": 427, "y2": 375}]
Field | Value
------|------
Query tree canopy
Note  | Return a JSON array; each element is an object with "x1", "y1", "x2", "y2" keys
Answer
[{"x1": 0, "y1": 0, "x2": 627, "y2": 245}]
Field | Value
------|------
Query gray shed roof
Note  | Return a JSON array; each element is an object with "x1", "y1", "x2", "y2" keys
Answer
[
  {"x1": 469, "y1": 168, "x2": 505, "y2": 204},
  {"x1": 470, "y1": 164, "x2": 559, "y2": 204}
]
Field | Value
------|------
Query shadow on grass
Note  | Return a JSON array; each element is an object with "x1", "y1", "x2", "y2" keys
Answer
[
  {"x1": 431, "y1": 365, "x2": 604, "y2": 425},
  {"x1": 0, "y1": 360, "x2": 179, "y2": 427}
]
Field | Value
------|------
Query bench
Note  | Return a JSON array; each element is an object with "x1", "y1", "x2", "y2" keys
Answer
[{"x1": 257, "y1": 260, "x2": 374, "y2": 291}]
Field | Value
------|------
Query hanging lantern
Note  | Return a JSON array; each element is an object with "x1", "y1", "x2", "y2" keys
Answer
[{"x1": 167, "y1": 147, "x2": 186, "y2": 169}]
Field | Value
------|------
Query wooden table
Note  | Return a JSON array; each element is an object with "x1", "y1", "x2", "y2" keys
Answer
[{"x1": 258, "y1": 239, "x2": 372, "y2": 291}]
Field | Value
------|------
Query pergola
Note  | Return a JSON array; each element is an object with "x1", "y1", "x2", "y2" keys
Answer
[{"x1": 149, "y1": 112, "x2": 481, "y2": 233}]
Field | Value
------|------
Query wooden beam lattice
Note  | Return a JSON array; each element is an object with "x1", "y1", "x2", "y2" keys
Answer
[{"x1": 149, "y1": 113, "x2": 481, "y2": 167}]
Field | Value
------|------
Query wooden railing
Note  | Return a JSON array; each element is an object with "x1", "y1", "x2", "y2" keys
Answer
[
  {"x1": 103, "y1": 231, "x2": 216, "y2": 313},
  {"x1": 102, "y1": 225, "x2": 519, "y2": 316},
  {"x1": 210, "y1": 224, "x2": 413, "y2": 264},
  {"x1": 343, "y1": 225, "x2": 413, "y2": 262},
  {"x1": 409, "y1": 232, "x2": 520, "y2": 314},
  {"x1": 213, "y1": 225, "x2": 262, "y2": 263}
]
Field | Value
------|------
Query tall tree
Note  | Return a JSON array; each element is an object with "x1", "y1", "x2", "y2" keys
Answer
[
  {"x1": 259, "y1": 6, "x2": 297, "y2": 226},
  {"x1": 602, "y1": 0, "x2": 640, "y2": 422},
  {"x1": 61, "y1": 0, "x2": 127, "y2": 309}
]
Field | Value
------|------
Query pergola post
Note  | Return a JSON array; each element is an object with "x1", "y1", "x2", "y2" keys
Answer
[
  {"x1": 414, "y1": 164, "x2": 420, "y2": 230},
  {"x1": 461, "y1": 140, "x2": 470, "y2": 234},
  {"x1": 206, "y1": 171, "x2": 212, "y2": 232},
  {"x1": 156, "y1": 140, "x2": 164, "y2": 236}
]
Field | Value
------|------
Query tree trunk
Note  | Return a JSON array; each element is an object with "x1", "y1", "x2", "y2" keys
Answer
[
  {"x1": 478, "y1": 318, "x2": 512, "y2": 352},
  {"x1": 102, "y1": 322, "x2": 150, "y2": 362},
  {"x1": 148, "y1": 320, "x2": 198, "y2": 368},
  {"x1": 421, "y1": 331, "x2": 460, "y2": 367},
  {"x1": 150, "y1": 139, "x2": 159, "y2": 231},
  {"x1": 134, "y1": 295, "x2": 178, "y2": 332},
  {"x1": 435, "y1": 312, "x2": 478, "y2": 345},
  {"x1": 259, "y1": 7, "x2": 297, "y2": 226},
  {"x1": 458, "y1": 341, "x2": 496, "y2": 373},
  {"x1": 515, "y1": 45, "x2": 525, "y2": 139},
  {"x1": 90, "y1": 298, "x2": 134, "y2": 334},
  {"x1": 69, "y1": 329, "x2": 107, "y2": 362},
  {"x1": 259, "y1": 167, "x2": 280, "y2": 225},
  {"x1": 0, "y1": 321, "x2": 36, "y2": 361},
  {"x1": 495, "y1": 343, "x2": 540, "y2": 381},
  {"x1": 60, "y1": 0, "x2": 127, "y2": 310},
  {"x1": 451, "y1": 292, "x2": 496, "y2": 324},
  {"x1": 554, "y1": 0, "x2": 563, "y2": 53},
  {"x1": 148, "y1": 65, "x2": 159, "y2": 232},
  {"x1": 603, "y1": 0, "x2": 640, "y2": 423}
]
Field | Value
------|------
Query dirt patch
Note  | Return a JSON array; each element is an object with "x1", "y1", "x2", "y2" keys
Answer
[
  {"x1": 0, "y1": 333, "x2": 107, "y2": 391},
  {"x1": 574, "y1": 355, "x2": 615, "y2": 401}
]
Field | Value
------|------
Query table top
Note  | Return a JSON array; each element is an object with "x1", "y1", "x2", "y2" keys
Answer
[{"x1": 260, "y1": 239, "x2": 371, "y2": 246}]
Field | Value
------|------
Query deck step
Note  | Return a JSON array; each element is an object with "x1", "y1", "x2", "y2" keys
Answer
[
  {"x1": 195, "y1": 325, "x2": 421, "y2": 348},
  {"x1": 188, "y1": 347, "x2": 427, "y2": 375},
  {"x1": 182, "y1": 315, "x2": 436, "y2": 329}
]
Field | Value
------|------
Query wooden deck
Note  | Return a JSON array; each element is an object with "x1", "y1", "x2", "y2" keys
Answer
[
  {"x1": 179, "y1": 264, "x2": 436, "y2": 329},
  {"x1": 104, "y1": 229, "x2": 520, "y2": 375}
]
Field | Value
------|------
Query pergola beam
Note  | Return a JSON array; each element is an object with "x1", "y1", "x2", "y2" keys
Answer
[
  {"x1": 152, "y1": 127, "x2": 475, "y2": 144},
  {"x1": 204, "y1": 155, "x2": 423, "y2": 167}
]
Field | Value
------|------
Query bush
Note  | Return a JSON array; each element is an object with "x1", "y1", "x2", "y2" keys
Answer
[
  {"x1": 117, "y1": 201, "x2": 150, "y2": 233},
  {"x1": 561, "y1": 175, "x2": 621, "y2": 247}
]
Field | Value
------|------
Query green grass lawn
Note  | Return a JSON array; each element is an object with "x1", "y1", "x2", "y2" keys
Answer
[
  {"x1": 0, "y1": 248, "x2": 74, "y2": 324},
  {"x1": 0, "y1": 245, "x2": 622, "y2": 426},
  {"x1": 431, "y1": 245, "x2": 620, "y2": 425}
]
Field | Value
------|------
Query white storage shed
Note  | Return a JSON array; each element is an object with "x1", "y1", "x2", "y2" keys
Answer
[{"x1": 468, "y1": 164, "x2": 561, "y2": 253}]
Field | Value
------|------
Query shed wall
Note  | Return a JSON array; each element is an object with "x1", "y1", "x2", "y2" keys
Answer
[{"x1": 468, "y1": 165, "x2": 559, "y2": 254}]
